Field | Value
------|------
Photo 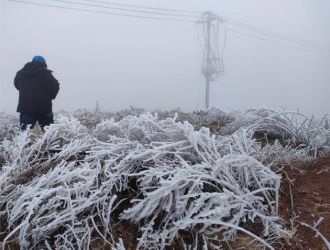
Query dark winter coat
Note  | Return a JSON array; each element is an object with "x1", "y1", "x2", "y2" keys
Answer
[{"x1": 14, "y1": 62, "x2": 60, "y2": 114}]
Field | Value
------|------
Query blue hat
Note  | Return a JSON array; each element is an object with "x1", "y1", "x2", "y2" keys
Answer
[{"x1": 32, "y1": 56, "x2": 46, "y2": 64}]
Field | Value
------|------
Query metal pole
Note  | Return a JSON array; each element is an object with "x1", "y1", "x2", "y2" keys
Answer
[
  {"x1": 205, "y1": 12, "x2": 212, "y2": 109},
  {"x1": 205, "y1": 79, "x2": 209, "y2": 109}
]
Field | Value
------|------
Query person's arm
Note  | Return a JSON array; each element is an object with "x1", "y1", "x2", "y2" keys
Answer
[
  {"x1": 45, "y1": 71, "x2": 60, "y2": 100},
  {"x1": 14, "y1": 73, "x2": 20, "y2": 90}
]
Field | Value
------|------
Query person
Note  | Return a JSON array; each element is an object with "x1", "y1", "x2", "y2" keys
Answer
[{"x1": 14, "y1": 56, "x2": 60, "y2": 131}]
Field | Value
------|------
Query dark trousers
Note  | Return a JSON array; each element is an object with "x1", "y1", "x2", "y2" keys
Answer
[{"x1": 20, "y1": 113, "x2": 54, "y2": 131}]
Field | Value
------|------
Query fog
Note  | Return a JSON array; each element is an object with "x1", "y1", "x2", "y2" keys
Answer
[{"x1": 1, "y1": 0, "x2": 329, "y2": 117}]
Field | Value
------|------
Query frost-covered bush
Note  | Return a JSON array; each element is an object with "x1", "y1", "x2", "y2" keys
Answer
[
  {"x1": 0, "y1": 111, "x2": 19, "y2": 142},
  {"x1": 70, "y1": 106, "x2": 233, "y2": 133},
  {"x1": 0, "y1": 107, "x2": 329, "y2": 250},
  {"x1": 0, "y1": 112, "x2": 287, "y2": 250},
  {"x1": 222, "y1": 107, "x2": 330, "y2": 157},
  {"x1": 216, "y1": 128, "x2": 310, "y2": 166},
  {"x1": 0, "y1": 112, "x2": 19, "y2": 166}
]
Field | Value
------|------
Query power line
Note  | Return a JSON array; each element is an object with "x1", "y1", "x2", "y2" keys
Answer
[
  {"x1": 223, "y1": 19, "x2": 330, "y2": 51},
  {"x1": 222, "y1": 26, "x2": 330, "y2": 57},
  {"x1": 7, "y1": 0, "x2": 330, "y2": 57},
  {"x1": 194, "y1": 23, "x2": 204, "y2": 53},
  {"x1": 47, "y1": 0, "x2": 200, "y2": 18},
  {"x1": 221, "y1": 22, "x2": 227, "y2": 59},
  {"x1": 77, "y1": 0, "x2": 329, "y2": 51},
  {"x1": 77, "y1": 1, "x2": 329, "y2": 51},
  {"x1": 6, "y1": 0, "x2": 195, "y2": 22},
  {"x1": 218, "y1": 15, "x2": 330, "y2": 51},
  {"x1": 78, "y1": 0, "x2": 202, "y2": 14}
]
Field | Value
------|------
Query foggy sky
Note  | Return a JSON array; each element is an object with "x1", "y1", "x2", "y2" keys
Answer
[{"x1": 1, "y1": 0, "x2": 330, "y2": 117}]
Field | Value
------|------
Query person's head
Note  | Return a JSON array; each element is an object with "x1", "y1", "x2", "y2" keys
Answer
[{"x1": 32, "y1": 56, "x2": 47, "y2": 68}]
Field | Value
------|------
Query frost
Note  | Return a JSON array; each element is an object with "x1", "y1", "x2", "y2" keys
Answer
[{"x1": 0, "y1": 107, "x2": 329, "y2": 249}]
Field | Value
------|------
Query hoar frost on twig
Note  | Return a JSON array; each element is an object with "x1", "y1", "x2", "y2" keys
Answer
[{"x1": 0, "y1": 107, "x2": 328, "y2": 249}]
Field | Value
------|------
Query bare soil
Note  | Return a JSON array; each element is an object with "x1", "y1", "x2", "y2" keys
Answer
[{"x1": 276, "y1": 154, "x2": 330, "y2": 250}]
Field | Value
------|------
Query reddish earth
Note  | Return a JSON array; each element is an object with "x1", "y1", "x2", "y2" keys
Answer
[{"x1": 276, "y1": 155, "x2": 330, "y2": 250}]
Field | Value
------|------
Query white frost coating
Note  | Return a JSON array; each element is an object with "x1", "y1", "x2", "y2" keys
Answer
[
  {"x1": 112, "y1": 239, "x2": 126, "y2": 250},
  {"x1": 223, "y1": 107, "x2": 330, "y2": 157},
  {"x1": 0, "y1": 108, "x2": 329, "y2": 249},
  {"x1": 298, "y1": 218, "x2": 330, "y2": 250}
]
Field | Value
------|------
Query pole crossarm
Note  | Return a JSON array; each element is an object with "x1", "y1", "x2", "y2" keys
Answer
[{"x1": 196, "y1": 12, "x2": 225, "y2": 109}]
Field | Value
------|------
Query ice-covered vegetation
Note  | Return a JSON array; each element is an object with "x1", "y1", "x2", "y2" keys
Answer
[{"x1": 0, "y1": 107, "x2": 329, "y2": 250}]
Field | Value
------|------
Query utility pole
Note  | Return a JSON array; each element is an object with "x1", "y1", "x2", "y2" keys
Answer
[
  {"x1": 205, "y1": 12, "x2": 212, "y2": 109},
  {"x1": 198, "y1": 12, "x2": 221, "y2": 110}
]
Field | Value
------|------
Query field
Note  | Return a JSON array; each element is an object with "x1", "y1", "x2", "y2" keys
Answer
[{"x1": 0, "y1": 107, "x2": 329, "y2": 250}]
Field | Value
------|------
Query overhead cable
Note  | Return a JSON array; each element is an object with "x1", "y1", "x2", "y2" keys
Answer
[
  {"x1": 222, "y1": 26, "x2": 330, "y2": 57},
  {"x1": 48, "y1": 0, "x2": 200, "y2": 18},
  {"x1": 194, "y1": 23, "x2": 204, "y2": 53},
  {"x1": 6, "y1": 0, "x2": 195, "y2": 22},
  {"x1": 7, "y1": 0, "x2": 330, "y2": 57},
  {"x1": 219, "y1": 15, "x2": 330, "y2": 50},
  {"x1": 78, "y1": 1, "x2": 329, "y2": 51},
  {"x1": 78, "y1": 0, "x2": 202, "y2": 14}
]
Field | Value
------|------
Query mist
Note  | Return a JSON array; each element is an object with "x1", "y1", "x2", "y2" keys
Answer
[{"x1": 1, "y1": 0, "x2": 330, "y2": 117}]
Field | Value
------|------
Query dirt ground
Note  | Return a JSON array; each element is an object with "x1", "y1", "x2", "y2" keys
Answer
[{"x1": 276, "y1": 154, "x2": 330, "y2": 250}]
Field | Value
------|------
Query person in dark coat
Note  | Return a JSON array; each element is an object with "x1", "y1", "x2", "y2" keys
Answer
[{"x1": 14, "y1": 56, "x2": 60, "y2": 131}]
